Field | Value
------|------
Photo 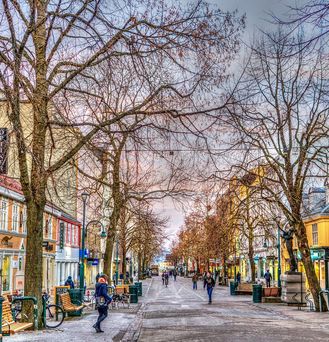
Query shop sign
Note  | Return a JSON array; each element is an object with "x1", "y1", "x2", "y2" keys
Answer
[{"x1": 59, "y1": 222, "x2": 65, "y2": 249}]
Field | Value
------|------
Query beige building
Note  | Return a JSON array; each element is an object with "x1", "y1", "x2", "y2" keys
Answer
[{"x1": 0, "y1": 101, "x2": 80, "y2": 293}]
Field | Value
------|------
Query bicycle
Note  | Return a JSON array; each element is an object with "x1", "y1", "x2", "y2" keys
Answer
[
  {"x1": 42, "y1": 293, "x2": 65, "y2": 328},
  {"x1": 12, "y1": 293, "x2": 65, "y2": 329}
]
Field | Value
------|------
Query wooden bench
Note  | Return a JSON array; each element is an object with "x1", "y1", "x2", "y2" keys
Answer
[
  {"x1": 59, "y1": 293, "x2": 84, "y2": 312},
  {"x1": 263, "y1": 287, "x2": 280, "y2": 297},
  {"x1": 235, "y1": 283, "x2": 253, "y2": 295},
  {"x1": 2, "y1": 300, "x2": 33, "y2": 335}
]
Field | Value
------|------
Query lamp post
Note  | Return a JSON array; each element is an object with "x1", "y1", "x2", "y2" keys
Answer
[
  {"x1": 115, "y1": 236, "x2": 119, "y2": 284},
  {"x1": 79, "y1": 192, "x2": 106, "y2": 291},
  {"x1": 80, "y1": 192, "x2": 89, "y2": 291},
  {"x1": 277, "y1": 225, "x2": 281, "y2": 288}
]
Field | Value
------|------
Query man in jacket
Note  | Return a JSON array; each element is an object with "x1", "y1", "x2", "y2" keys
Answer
[
  {"x1": 264, "y1": 269, "x2": 272, "y2": 288},
  {"x1": 93, "y1": 275, "x2": 112, "y2": 333},
  {"x1": 205, "y1": 272, "x2": 215, "y2": 304}
]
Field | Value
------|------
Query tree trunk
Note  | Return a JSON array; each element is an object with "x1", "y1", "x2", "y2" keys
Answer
[
  {"x1": 103, "y1": 154, "x2": 122, "y2": 275},
  {"x1": 22, "y1": 1, "x2": 48, "y2": 327},
  {"x1": 296, "y1": 222, "x2": 327, "y2": 311}
]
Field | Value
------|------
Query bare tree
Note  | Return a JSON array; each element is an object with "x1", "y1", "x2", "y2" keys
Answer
[
  {"x1": 0, "y1": 0, "x2": 244, "y2": 324},
  {"x1": 226, "y1": 30, "x2": 329, "y2": 311}
]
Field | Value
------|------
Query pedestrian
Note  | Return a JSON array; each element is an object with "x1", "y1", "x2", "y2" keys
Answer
[
  {"x1": 205, "y1": 272, "x2": 215, "y2": 304},
  {"x1": 162, "y1": 272, "x2": 165, "y2": 285},
  {"x1": 264, "y1": 269, "x2": 272, "y2": 288},
  {"x1": 203, "y1": 271, "x2": 207, "y2": 290},
  {"x1": 64, "y1": 276, "x2": 74, "y2": 289},
  {"x1": 236, "y1": 271, "x2": 241, "y2": 284},
  {"x1": 93, "y1": 275, "x2": 112, "y2": 333},
  {"x1": 173, "y1": 269, "x2": 177, "y2": 282},
  {"x1": 164, "y1": 271, "x2": 169, "y2": 287},
  {"x1": 192, "y1": 273, "x2": 198, "y2": 290}
]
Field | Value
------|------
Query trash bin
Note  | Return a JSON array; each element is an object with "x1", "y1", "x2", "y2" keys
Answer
[
  {"x1": 230, "y1": 281, "x2": 238, "y2": 295},
  {"x1": 252, "y1": 284, "x2": 263, "y2": 303},
  {"x1": 135, "y1": 282, "x2": 142, "y2": 296},
  {"x1": 129, "y1": 285, "x2": 138, "y2": 304},
  {"x1": 68, "y1": 289, "x2": 84, "y2": 316}
]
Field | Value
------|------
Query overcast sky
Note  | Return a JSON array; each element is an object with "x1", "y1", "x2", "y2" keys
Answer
[{"x1": 159, "y1": 0, "x2": 306, "y2": 248}]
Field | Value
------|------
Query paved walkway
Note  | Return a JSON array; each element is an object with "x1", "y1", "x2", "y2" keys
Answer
[{"x1": 6, "y1": 277, "x2": 329, "y2": 341}]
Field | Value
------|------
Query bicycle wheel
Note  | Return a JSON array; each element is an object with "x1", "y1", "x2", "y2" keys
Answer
[{"x1": 45, "y1": 304, "x2": 64, "y2": 328}]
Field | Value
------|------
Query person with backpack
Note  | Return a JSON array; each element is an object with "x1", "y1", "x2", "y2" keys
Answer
[
  {"x1": 205, "y1": 272, "x2": 215, "y2": 304},
  {"x1": 64, "y1": 276, "x2": 74, "y2": 289},
  {"x1": 93, "y1": 275, "x2": 112, "y2": 333}
]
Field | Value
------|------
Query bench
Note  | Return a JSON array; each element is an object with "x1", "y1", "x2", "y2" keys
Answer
[
  {"x1": 111, "y1": 288, "x2": 130, "y2": 309},
  {"x1": 59, "y1": 293, "x2": 84, "y2": 312},
  {"x1": 263, "y1": 287, "x2": 280, "y2": 297},
  {"x1": 235, "y1": 283, "x2": 253, "y2": 295},
  {"x1": 2, "y1": 300, "x2": 33, "y2": 335}
]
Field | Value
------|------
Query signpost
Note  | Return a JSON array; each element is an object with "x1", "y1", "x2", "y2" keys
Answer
[{"x1": 59, "y1": 222, "x2": 65, "y2": 250}]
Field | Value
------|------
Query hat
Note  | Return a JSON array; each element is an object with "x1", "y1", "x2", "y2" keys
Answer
[{"x1": 98, "y1": 277, "x2": 107, "y2": 284}]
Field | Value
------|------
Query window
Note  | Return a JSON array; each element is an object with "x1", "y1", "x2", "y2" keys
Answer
[
  {"x1": 22, "y1": 207, "x2": 27, "y2": 233},
  {"x1": 71, "y1": 224, "x2": 75, "y2": 245},
  {"x1": 48, "y1": 218, "x2": 52, "y2": 239},
  {"x1": 0, "y1": 199, "x2": 8, "y2": 231},
  {"x1": 312, "y1": 223, "x2": 318, "y2": 245},
  {"x1": 12, "y1": 203, "x2": 18, "y2": 232}
]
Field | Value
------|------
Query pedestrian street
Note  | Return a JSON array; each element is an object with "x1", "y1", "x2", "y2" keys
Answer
[{"x1": 6, "y1": 276, "x2": 329, "y2": 342}]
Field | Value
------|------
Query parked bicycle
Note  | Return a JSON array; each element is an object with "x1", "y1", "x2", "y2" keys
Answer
[{"x1": 12, "y1": 293, "x2": 64, "y2": 329}]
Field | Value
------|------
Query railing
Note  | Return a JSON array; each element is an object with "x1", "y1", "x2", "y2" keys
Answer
[{"x1": 319, "y1": 290, "x2": 329, "y2": 312}]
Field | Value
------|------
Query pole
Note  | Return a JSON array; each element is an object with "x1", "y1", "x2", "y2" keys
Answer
[
  {"x1": 234, "y1": 238, "x2": 237, "y2": 282},
  {"x1": 277, "y1": 226, "x2": 281, "y2": 288},
  {"x1": 115, "y1": 237, "x2": 119, "y2": 284},
  {"x1": 80, "y1": 197, "x2": 87, "y2": 290}
]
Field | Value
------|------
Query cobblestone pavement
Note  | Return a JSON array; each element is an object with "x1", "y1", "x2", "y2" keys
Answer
[{"x1": 6, "y1": 277, "x2": 329, "y2": 341}]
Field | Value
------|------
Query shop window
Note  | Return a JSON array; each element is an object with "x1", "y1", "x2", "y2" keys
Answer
[
  {"x1": 12, "y1": 203, "x2": 18, "y2": 232},
  {"x1": 2, "y1": 256, "x2": 10, "y2": 292},
  {"x1": 312, "y1": 223, "x2": 318, "y2": 245},
  {"x1": 47, "y1": 218, "x2": 53, "y2": 240},
  {"x1": 0, "y1": 199, "x2": 8, "y2": 231}
]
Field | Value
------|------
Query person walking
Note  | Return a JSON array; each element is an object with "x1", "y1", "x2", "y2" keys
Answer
[
  {"x1": 192, "y1": 273, "x2": 198, "y2": 290},
  {"x1": 93, "y1": 275, "x2": 112, "y2": 333},
  {"x1": 64, "y1": 276, "x2": 74, "y2": 289},
  {"x1": 162, "y1": 272, "x2": 165, "y2": 285},
  {"x1": 236, "y1": 271, "x2": 241, "y2": 284},
  {"x1": 264, "y1": 269, "x2": 272, "y2": 288},
  {"x1": 164, "y1": 271, "x2": 169, "y2": 287},
  {"x1": 173, "y1": 269, "x2": 177, "y2": 282},
  {"x1": 205, "y1": 272, "x2": 215, "y2": 304}
]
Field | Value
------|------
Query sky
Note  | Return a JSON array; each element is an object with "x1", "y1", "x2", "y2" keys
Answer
[{"x1": 159, "y1": 0, "x2": 306, "y2": 248}]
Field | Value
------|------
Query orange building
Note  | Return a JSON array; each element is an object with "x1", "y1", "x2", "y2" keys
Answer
[{"x1": 0, "y1": 175, "x2": 81, "y2": 295}]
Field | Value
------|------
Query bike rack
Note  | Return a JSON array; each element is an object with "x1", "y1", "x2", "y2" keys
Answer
[
  {"x1": 12, "y1": 296, "x2": 38, "y2": 330},
  {"x1": 319, "y1": 290, "x2": 329, "y2": 312},
  {"x1": 305, "y1": 291, "x2": 315, "y2": 311}
]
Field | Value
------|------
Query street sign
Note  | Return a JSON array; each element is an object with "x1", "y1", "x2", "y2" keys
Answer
[
  {"x1": 59, "y1": 222, "x2": 65, "y2": 249},
  {"x1": 42, "y1": 241, "x2": 49, "y2": 248}
]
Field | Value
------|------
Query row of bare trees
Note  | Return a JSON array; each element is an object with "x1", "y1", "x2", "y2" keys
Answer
[{"x1": 0, "y1": 0, "x2": 245, "y2": 324}]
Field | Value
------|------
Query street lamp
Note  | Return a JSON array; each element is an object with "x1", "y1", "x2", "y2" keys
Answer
[
  {"x1": 79, "y1": 192, "x2": 107, "y2": 291},
  {"x1": 80, "y1": 192, "x2": 89, "y2": 291}
]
